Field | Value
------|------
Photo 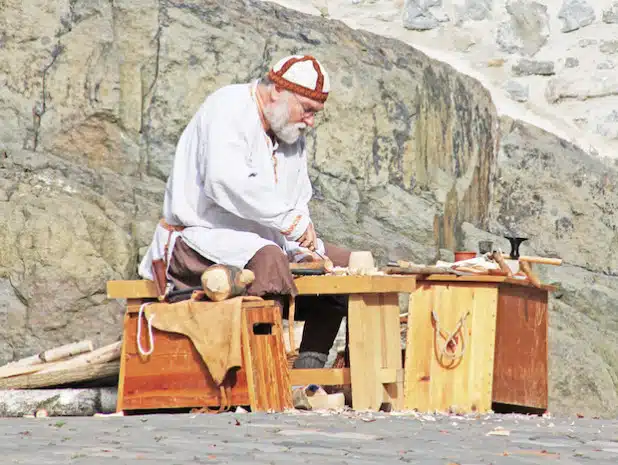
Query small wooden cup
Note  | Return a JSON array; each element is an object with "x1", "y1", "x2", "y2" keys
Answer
[{"x1": 348, "y1": 251, "x2": 375, "y2": 272}]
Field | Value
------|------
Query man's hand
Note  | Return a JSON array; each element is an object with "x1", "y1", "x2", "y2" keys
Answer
[{"x1": 298, "y1": 222, "x2": 317, "y2": 251}]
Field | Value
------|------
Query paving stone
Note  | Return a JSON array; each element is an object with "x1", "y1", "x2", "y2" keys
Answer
[{"x1": 0, "y1": 413, "x2": 617, "y2": 464}]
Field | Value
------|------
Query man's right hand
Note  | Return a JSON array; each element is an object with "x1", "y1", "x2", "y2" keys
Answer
[{"x1": 298, "y1": 222, "x2": 317, "y2": 251}]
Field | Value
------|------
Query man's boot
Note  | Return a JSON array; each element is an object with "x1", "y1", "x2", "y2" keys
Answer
[{"x1": 293, "y1": 351, "x2": 328, "y2": 369}]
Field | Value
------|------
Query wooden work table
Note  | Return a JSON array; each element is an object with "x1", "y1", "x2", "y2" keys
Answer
[
  {"x1": 288, "y1": 275, "x2": 417, "y2": 411},
  {"x1": 403, "y1": 273, "x2": 555, "y2": 414},
  {"x1": 108, "y1": 275, "x2": 417, "y2": 412}
]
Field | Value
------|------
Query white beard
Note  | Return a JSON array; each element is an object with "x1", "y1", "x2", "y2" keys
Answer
[{"x1": 263, "y1": 98, "x2": 307, "y2": 145}]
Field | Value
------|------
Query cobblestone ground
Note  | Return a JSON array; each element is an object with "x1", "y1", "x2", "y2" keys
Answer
[{"x1": 1, "y1": 410, "x2": 616, "y2": 464}]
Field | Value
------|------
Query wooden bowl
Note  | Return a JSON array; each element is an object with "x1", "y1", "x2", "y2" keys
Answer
[{"x1": 454, "y1": 251, "x2": 477, "y2": 262}]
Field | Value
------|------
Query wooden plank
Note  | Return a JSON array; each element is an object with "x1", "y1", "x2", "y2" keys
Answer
[
  {"x1": 294, "y1": 275, "x2": 417, "y2": 295},
  {"x1": 121, "y1": 387, "x2": 249, "y2": 411},
  {"x1": 404, "y1": 282, "x2": 498, "y2": 413},
  {"x1": 107, "y1": 280, "x2": 158, "y2": 299},
  {"x1": 121, "y1": 309, "x2": 251, "y2": 411},
  {"x1": 108, "y1": 276, "x2": 418, "y2": 300},
  {"x1": 348, "y1": 294, "x2": 383, "y2": 411},
  {"x1": 416, "y1": 275, "x2": 556, "y2": 291},
  {"x1": 0, "y1": 361, "x2": 119, "y2": 389},
  {"x1": 242, "y1": 305, "x2": 293, "y2": 412},
  {"x1": 290, "y1": 368, "x2": 398, "y2": 386},
  {"x1": 492, "y1": 285, "x2": 548, "y2": 410},
  {"x1": 465, "y1": 285, "x2": 498, "y2": 413},
  {"x1": 116, "y1": 310, "x2": 130, "y2": 412},
  {"x1": 427, "y1": 281, "x2": 456, "y2": 412},
  {"x1": 379, "y1": 293, "x2": 404, "y2": 410},
  {"x1": 125, "y1": 299, "x2": 275, "y2": 315},
  {"x1": 404, "y1": 284, "x2": 434, "y2": 412},
  {"x1": 380, "y1": 368, "x2": 403, "y2": 384},
  {"x1": 291, "y1": 368, "x2": 351, "y2": 386}
]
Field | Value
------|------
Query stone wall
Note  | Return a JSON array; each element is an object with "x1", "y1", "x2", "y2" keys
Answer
[{"x1": 270, "y1": 0, "x2": 618, "y2": 159}]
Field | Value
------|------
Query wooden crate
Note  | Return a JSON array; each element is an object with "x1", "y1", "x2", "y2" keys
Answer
[
  {"x1": 404, "y1": 276, "x2": 553, "y2": 414},
  {"x1": 118, "y1": 299, "x2": 292, "y2": 413}
]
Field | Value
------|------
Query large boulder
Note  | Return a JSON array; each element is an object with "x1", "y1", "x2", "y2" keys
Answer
[{"x1": 0, "y1": 0, "x2": 616, "y2": 416}]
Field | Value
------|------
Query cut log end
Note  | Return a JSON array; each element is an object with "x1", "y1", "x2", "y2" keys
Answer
[
  {"x1": 203, "y1": 268, "x2": 229, "y2": 293},
  {"x1": 201, "y1": 265, "x2": 254, "y2": 302},
  {"x1": 238, "y1": 269, "x2": 255, "y2": 286}
]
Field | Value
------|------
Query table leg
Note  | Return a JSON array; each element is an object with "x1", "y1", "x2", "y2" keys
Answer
[
  {"x1": 348, "y1": 293, "x2": 403, "y2": 411},
  {"x1": 380, "y1": 293, "x2": 404, "y2": 410}
]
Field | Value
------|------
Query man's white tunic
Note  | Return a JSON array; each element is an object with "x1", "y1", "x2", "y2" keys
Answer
[{"x1": 138, "y1": 81, "x2": 324, "y2": 281}]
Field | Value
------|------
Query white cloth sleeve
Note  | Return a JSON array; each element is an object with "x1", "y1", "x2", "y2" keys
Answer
[{"x1": 199, "y1": 114, "x2": 310, "y2": 241}]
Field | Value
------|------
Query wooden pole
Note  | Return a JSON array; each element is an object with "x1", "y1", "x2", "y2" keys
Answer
[
  {"x1": 0, "y1": 362, "x2": 120, "y2": 390},
  {"x1": 505, "y1": 256, "x2": 562, "y2": 266},
  {"x1": 0, "y1": 340, "x2": 94, "y2": 379},
  {"x1": 38, "y1": 342, "x2": 121, "y2": 374}
]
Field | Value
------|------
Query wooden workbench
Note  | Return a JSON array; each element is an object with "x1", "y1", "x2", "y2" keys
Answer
[
  {"x1": 289, "y1": 275, "x2": 416, "y2": 412},
  {"x1": 107, "y1": 275, "x2": 417, "y2": 413},
  {"x1": 403, "y1": 274, "x2": 555, "y2": 414}
]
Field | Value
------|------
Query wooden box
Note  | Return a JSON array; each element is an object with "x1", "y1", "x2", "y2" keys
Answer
[
  {"x1": 404, "y1": 277, "x2": 551, "y2": 414},
  {"x1": 118, "y1": 299, "x2": 292, "y2": 413}
]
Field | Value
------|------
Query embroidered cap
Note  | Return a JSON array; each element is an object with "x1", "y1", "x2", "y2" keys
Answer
[{"x1": 268, "y1": 55, "x2": 330, "y2": 103}]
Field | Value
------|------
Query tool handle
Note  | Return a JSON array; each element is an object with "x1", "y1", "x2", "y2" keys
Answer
[
  {"x1": 519, "y1": 260, "x2": 542, "y2": 287},
  {"x1": 516, "y1": 256, "x2": 562, "y2": 266}
]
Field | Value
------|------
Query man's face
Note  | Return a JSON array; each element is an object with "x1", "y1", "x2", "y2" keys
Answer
[{"x1": 263, "y1": 90, "x2": 324, "y2": 145}]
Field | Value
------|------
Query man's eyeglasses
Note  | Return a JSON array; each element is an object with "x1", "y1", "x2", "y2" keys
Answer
[{"x1": 291, "y1": 93, "x2": 318, "y2": 119}]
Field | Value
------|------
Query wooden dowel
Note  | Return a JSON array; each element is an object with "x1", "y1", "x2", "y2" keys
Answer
[{"x1": 505, "y1": 256, "x2": 562, "y2": 266}]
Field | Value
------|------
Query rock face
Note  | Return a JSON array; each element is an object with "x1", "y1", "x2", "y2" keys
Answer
[{"x1": 0, "y1": 0, "x2": 617, "y2": 417}]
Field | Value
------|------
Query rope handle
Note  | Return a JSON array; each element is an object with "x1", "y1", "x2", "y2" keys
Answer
[
  {"x1": 137, "y1": 302, "x2": 155, "y2": 356},
  {"x1": 431, "y1": 309, "x2": 470, "y2": 363}
]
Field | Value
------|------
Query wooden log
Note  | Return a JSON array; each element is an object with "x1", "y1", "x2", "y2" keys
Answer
[
  {"x1": 201, "y1": 265, "x2": 255, "y2": 302},
  {"x1": 37, "y1": 342, "x2": 122, "y2": 374},
  {"x1": 2, "y1": 340, "x2": 93, "y2": 368},
  {"x1": 0, "y1": 340, "x2": 95, "y2": 379},
  {"x1": 0, "y1": 362, "x2": 59, "y2": 380},
  {"x1": 492, "y1": 251, "x2": 513, "y2": 277},
  {"x1": 0, "y1": 361, "x2": 120, "y2": 390}
]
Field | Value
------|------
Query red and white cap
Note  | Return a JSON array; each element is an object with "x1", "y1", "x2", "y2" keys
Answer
[{"x1": 268, "y1": 55, "x2": 330, "y2": 103}]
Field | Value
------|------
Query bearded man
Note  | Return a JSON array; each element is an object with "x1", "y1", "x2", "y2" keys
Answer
[{"x1": 138, "y1": 55, "x2": 349, "y2": 370}]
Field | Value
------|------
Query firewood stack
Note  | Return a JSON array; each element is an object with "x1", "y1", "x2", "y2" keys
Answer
[{"x1": 0, "y1": 340, "x2": 120, "y2": 389}]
